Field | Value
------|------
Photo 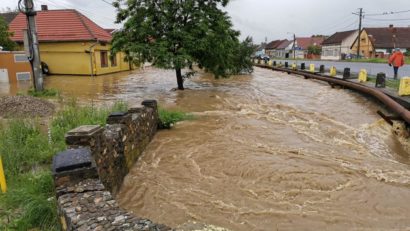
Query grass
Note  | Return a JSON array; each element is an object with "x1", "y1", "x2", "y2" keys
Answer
[
  {"x1": 51, "y1": 100, "x2": 127, "y2": 150},
  {"x1": 158, "y1": 108, "x2": 193, "y2": 129},
  {"x1": 367, "y1": 76, "x2": 401, "y2": 90},
  {"x1": 344, "y1": 57, "x2": 410, "y2": 65},
  {"x1": 271, "y1": 57, "x2": 410, "y2": 64},
  {"x1": 0, "y1": 120, "x2": 58, "y2": 230},
  {"x1": 27, "y1": 88, "x2": 60, "y2": 98},
  {"x1": 0, "y1": 100, "x2": 128, "y2": 230},
  {"x1": 0, "y1": 101, "x2": 192, "y2": 229}
]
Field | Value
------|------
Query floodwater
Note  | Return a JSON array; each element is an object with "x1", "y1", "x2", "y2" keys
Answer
[{"x1": 14, "y1": 67, "x2": 410, "y2": 230}]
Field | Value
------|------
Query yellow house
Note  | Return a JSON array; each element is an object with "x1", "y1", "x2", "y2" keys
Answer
[
  {"x1": 350, "y1": 29, "x2": 375, "y2": 58},
  {"x1": 351, "y1": 26, "x2": 410, "y2": 58},
  {"x1": 8, "y1": 7, "x2": 131, "y2": 76}
]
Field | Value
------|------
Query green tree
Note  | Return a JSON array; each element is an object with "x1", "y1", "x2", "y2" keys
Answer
[
  {"x1": 0, "y1": 16, "x2": 16, "y2": 51},
  {"x1": 308, "y1": 45, "x2": 321, "y2": 55},
  {"x1": 111, "y1": 0, "x2": 253, "y2": 90}
]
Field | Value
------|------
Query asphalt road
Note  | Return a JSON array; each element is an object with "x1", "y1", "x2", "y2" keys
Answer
[{"x1": 273, "y1": 59, "x2": 410, "y2": 78}]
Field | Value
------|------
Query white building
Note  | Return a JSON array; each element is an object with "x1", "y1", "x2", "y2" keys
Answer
[{"x1": 321, "y1": 30, "x2": 358, "y2": 60}]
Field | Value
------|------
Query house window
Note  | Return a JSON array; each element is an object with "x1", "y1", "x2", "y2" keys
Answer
[
  {"x1": 110, "y1": 53, "x2": 117, "y2": 67},
  {"x1": 14, "y1": 54, "x2": 29, "y2": 63},
  {"x1": 16, "y1": 72, "x2": 31, "y2": 81},
  {"x1": 100, "y1": 51, "x2": 108, "y2": 67}
]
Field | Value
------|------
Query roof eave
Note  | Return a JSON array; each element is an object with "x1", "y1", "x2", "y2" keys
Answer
[{"x1": 13, "y1": 39, "x2": 111, "y2": 43}]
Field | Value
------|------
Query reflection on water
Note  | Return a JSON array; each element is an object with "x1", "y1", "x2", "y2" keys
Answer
[
  {"x1": 0, "y1": 80, "x2": 32, "y2": 96},
  {"x1": 6, "y1": 67, "x2": 410, "y2": 230}
]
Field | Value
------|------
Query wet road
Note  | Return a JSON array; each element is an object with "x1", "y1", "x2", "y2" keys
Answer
[
  {"x1": 273, "y1": 59, "x2": 410, "y2": 78},
  {"x1": 10, "y1": 67, "x2": 410, "y2": 230}
]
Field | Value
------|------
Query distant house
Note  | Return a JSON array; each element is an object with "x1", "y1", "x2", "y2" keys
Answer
[
  {"x1": 321, "y1": 30, "x2": 358, "y2": 60},
  {"x1": 254, "y1": 42, "x2": 267, "y2": 57},
  {"x1": 0, "y1": 12, "x2": 19, "y2": 24},
  {"x1": 272, "y1": 40, "x2": 292, "y2": 58},
  {"x1": 265, "y1": 40, "x2": 286, "y2": 57},
  {"x1": 351, "y1": 26, "x2": 410, "y2": 58},
  {"x1": 291, "y1": 37, "x2": 325, "y2": 59},
  {"x1": 7, "y1": 6, "x2": 131, "y2": 76}
]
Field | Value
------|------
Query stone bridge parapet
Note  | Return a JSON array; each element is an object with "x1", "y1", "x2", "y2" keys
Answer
[{"x1": 52, "y1": 100, "x2": 172, "y2": 231}]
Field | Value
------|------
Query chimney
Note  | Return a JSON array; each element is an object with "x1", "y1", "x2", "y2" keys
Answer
[{"x1": 41, "y1": 5, "x2": 48, "y2": 11}]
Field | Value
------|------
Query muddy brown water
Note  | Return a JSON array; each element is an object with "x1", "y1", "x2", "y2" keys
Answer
[{"x1": 11, "y1": 67, "x2": 410, "y2": 230}]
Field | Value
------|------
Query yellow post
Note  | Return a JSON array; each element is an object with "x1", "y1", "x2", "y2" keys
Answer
[
  {"x1": 309, "y1": 64, "x2": 315, "y2": 73},
  {"x1": 268, "y1": 60, "x2": 273, "y2": 66},
  {"x1": 0, "y1": 156, "x2": 6, "y2": 193},
  {"x1": 398, "y1": 77, "x2": 410, "y2": 96},
  {"x1": 291, "y1": 63, "x2": 297, "y2": 70},
  {"x1": 358, "y1": 69, "x2": 367, "y2": 83},
  {"x1": 330, "y1": 66, "x2": 337, "y2": 77}
]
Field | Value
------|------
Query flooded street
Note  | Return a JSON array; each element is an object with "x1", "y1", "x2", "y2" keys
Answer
[{"x1": 35, "y1": 67, "x2": 410, "y2": 229}]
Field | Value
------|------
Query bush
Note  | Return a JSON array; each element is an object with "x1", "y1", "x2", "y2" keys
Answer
[{"x1": 159, "y1": 108, "x2": 193, "y2": 129}]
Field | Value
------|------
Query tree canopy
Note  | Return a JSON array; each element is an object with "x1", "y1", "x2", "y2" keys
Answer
[
  {"x1": 112, "y1": 0, "x2": 253, "y2": 89},
  {"x1": 0, "y1": 16, "x2": 16, "y2": 51},
  {"x1": 308, "y1": 45, "x2": 322, "y2": 55}
]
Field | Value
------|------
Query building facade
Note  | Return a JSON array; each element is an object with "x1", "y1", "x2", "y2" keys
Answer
[
  {"x1": 0, "y1": 51, "x2": 32, "y2": 84},
  {"x1": 351, "y1": 26, "x2": 410, "y2": 58},
  {"x1": 321, "y1": 30, "x2": 358, "y2": 60},
  {"x1": 7, "y1": 8, "x2": 131, "y2": 76}
]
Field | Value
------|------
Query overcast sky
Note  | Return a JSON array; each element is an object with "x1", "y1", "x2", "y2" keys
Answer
[{"x1": 2, "y1": 0, "x2": 410, "y2": 43}]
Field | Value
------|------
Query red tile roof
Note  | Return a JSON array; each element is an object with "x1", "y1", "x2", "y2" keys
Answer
[
  {"x1": 296, "y1": 37, "x2": 325, "y2": 50},
  {"x1": 9, "y1": 10, "x2": 112, "y2": 42}
]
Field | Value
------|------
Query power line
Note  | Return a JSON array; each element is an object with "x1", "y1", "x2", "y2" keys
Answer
[
  {"x1": 337, "y1": 20, "x2": 358, "y2": 31},
  {"x1": 365, "y1": 17, "x2": 410, "y2": 22},
  {"x1": 37, "y1": 0, "x2": 115, "y2": 23},
  {"x1": 313, "y1": 15, "x2": 357, "y2": 35},
  {"x1": 100, "y1": 0, "x2": 114, "y2": 6},
  {"x1": 365, "y1": 9, "x2": 410, "y2": 16}
]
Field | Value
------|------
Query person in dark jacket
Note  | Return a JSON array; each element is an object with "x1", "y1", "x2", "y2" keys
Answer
[{"x1": 388, "y1": 48, "x2": 405, "y2": 79}]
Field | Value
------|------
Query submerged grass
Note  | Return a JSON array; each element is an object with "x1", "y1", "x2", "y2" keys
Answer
[
  {"x1": 0, "y1": 100, "x2": 128, "y2": 230},
  {"x1": 27, "y1": 88, "x2": 60, "y2": 98},
  {"x1": 159, "y1": 108, "x2": 194, "y2": 129}
]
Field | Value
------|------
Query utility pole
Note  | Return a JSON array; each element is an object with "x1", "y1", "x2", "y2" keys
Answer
[
  {"x1": 353, "y1": 8, "x2": 363, "y2": 60},
  {"x1": 21, "y1": 0, "x2": 44, "y2": 91},
  {"x1": 292, "y1": 33, "x2": 296, "y2": 60}
]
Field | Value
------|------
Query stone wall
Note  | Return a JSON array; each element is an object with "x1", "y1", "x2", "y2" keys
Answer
[{"x1": 52, "y1": 100, "x2": 172, "y2": 231}]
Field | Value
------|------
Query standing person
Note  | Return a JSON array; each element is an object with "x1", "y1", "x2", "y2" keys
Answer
[{"x1": 388, "y1": 48, "x2": 405, "y2": 79}]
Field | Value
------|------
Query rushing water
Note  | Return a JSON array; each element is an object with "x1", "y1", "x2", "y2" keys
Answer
[{"x1": 38, "y1": 67, "x2": 410, "y2": 230}]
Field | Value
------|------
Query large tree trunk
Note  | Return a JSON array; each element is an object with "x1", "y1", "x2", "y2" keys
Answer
[{"x1": 176, "y1": 68, "x2": 184, "y2": 90}]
